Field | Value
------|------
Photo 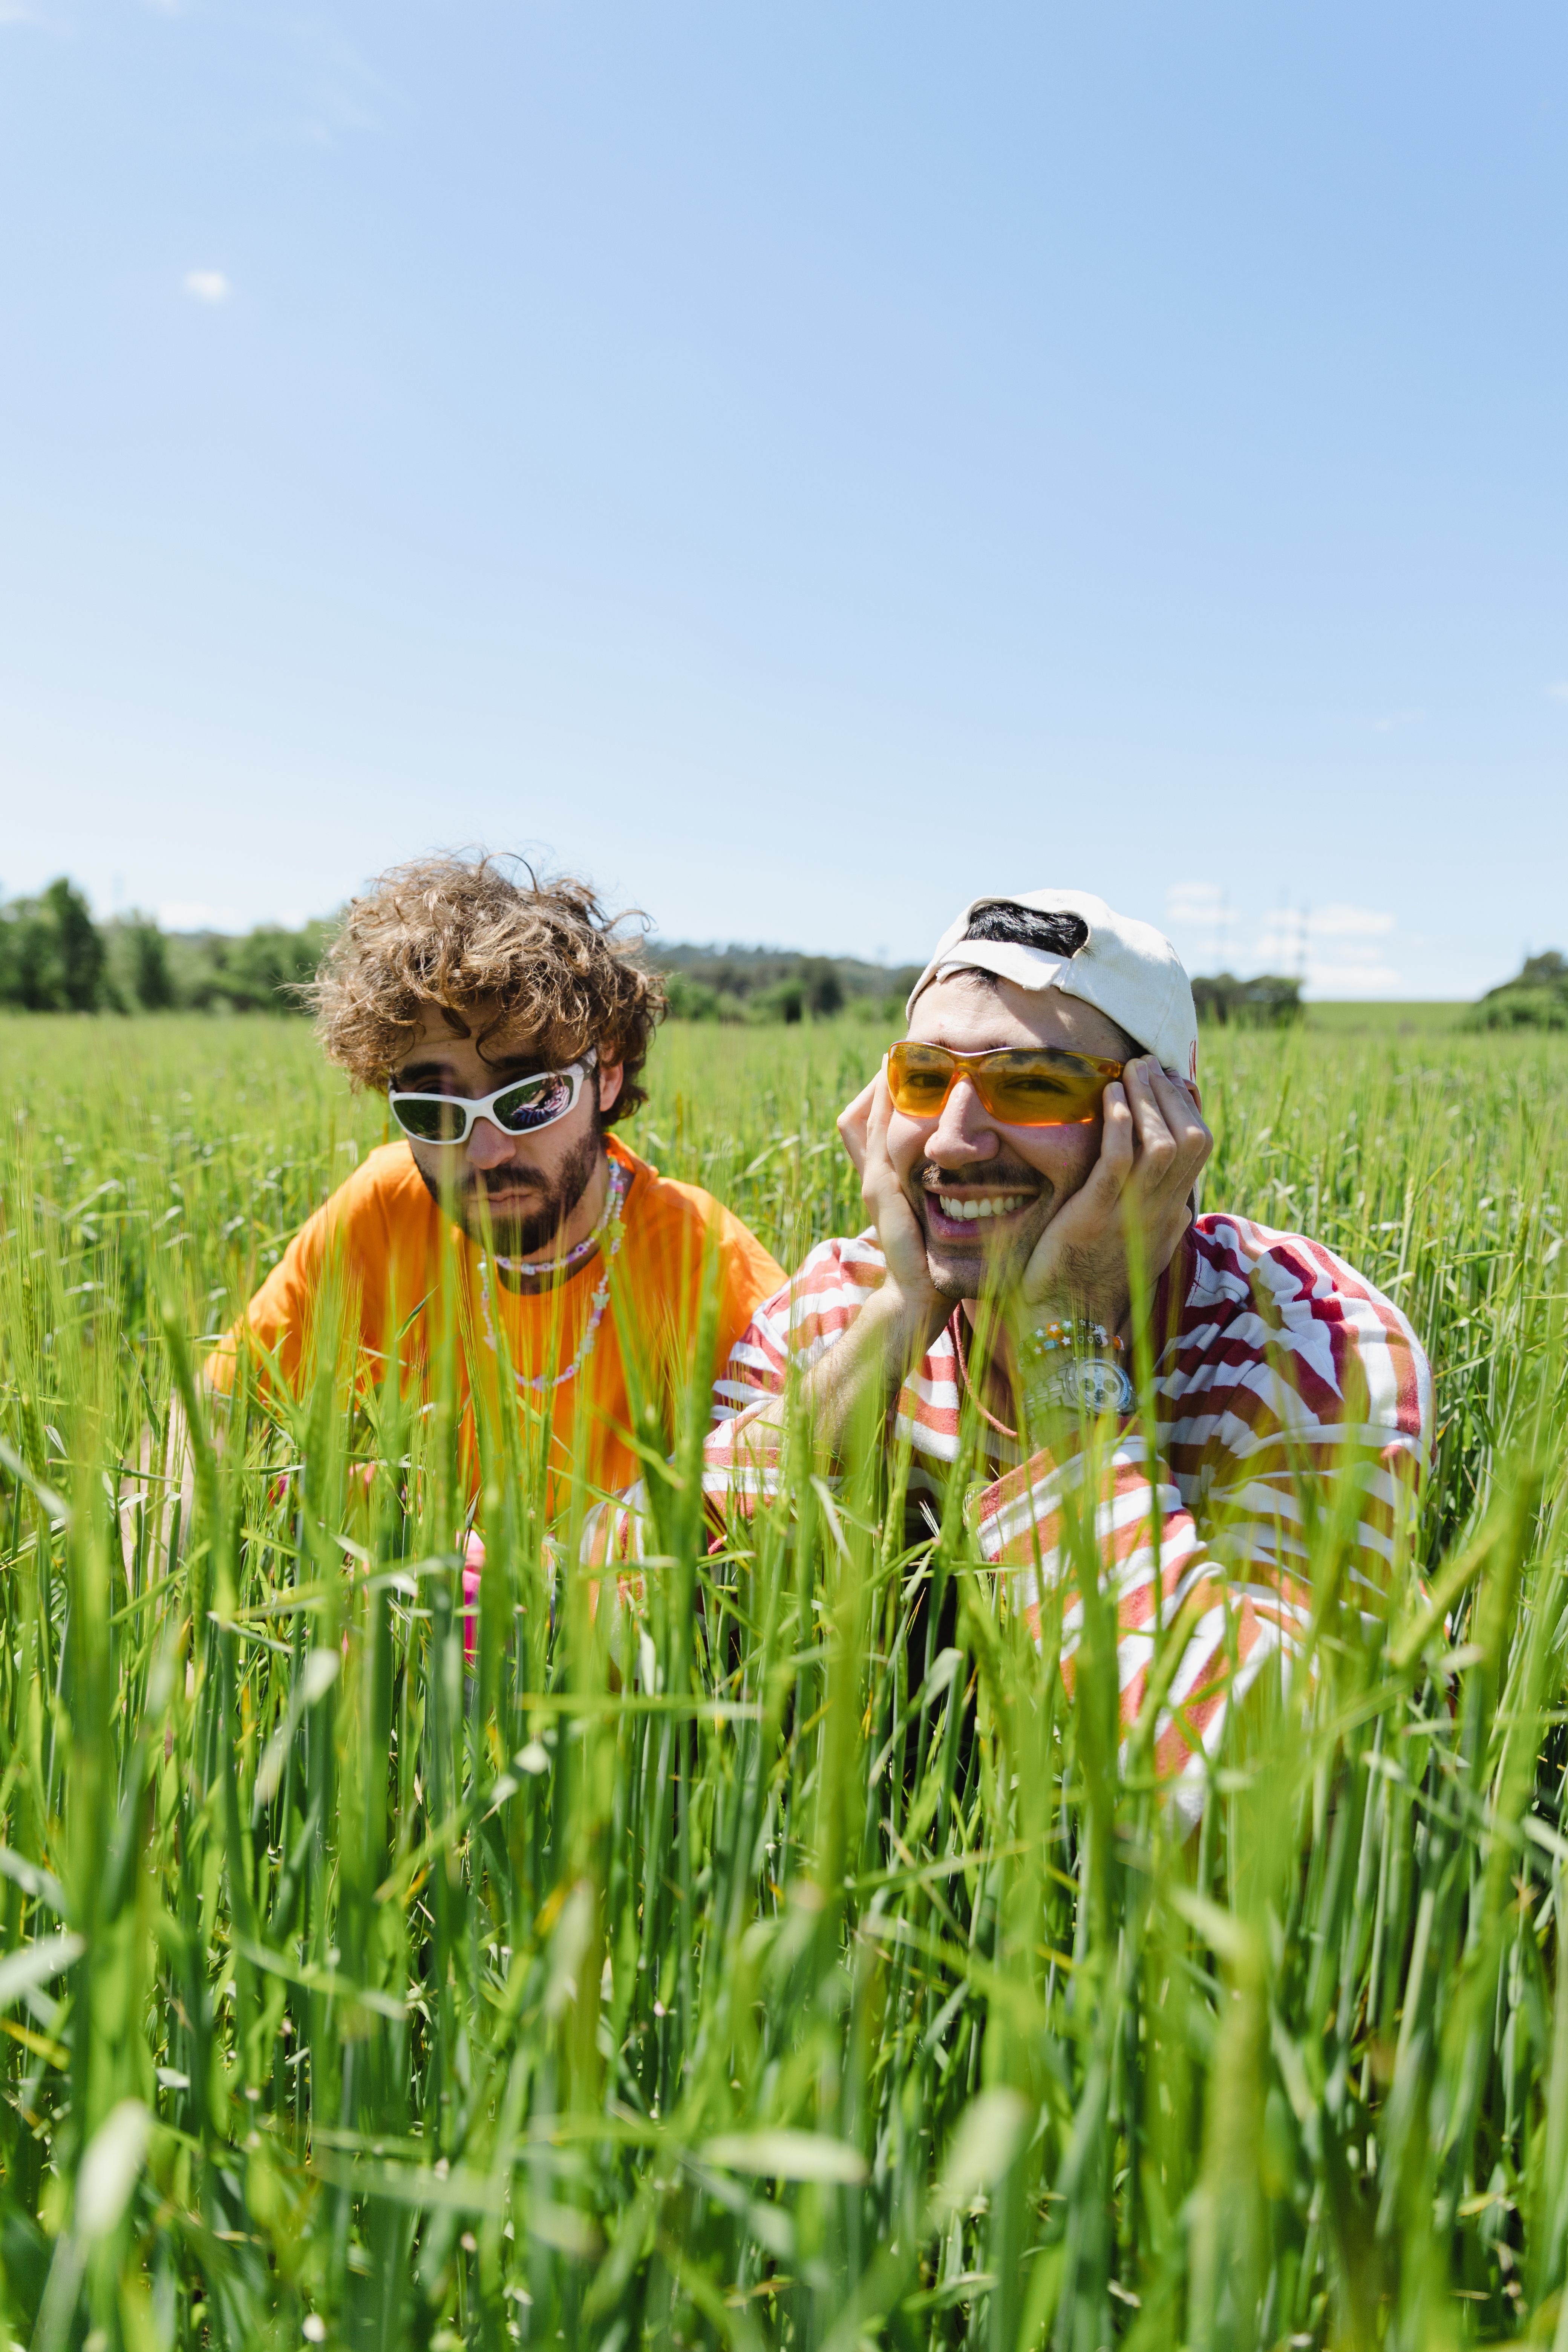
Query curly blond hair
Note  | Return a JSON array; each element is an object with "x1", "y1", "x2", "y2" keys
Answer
[{"x1": 309, "y1": 854, "x2": 666, "y2": 1120}]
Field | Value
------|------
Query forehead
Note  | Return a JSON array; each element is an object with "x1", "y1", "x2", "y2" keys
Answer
[
  {"x1": 397, "y1": 998, "x2": 542, "y2": 1067},
  {"x1": 906, "y1": 973, "x2": 1129, "y2": 1061}
]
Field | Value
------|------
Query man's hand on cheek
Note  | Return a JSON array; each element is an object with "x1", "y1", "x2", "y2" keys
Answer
[
  {"x1": 854, "y1": 1072, "x2": 943, "y2": 1311},
  {"x1": 836, "y1": 1074, "x2": 876, "y2": 1181},
  {"x1": 1018, "y1": 1056, "x2": 1212, "y2": 1337},
  {"x1": 756, "y1": 1067, "x2": 950, "y2": 1451}
]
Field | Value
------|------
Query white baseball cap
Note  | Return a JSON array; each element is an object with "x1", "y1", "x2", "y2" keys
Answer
[{"x1": 906, "y1": 888, "x2": 1199, "y2": 1080}]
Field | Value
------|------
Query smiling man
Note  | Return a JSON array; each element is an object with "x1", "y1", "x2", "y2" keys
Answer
[
  {"x1": 689, "y1": 891, "x2": 1433, "y2": 1819},
  {"x1": 206, "y1": 855, "x2": 784, "y2": 1515}
]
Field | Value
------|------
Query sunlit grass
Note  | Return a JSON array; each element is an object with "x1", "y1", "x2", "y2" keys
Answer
[{"x1": 0, "y1": 1009, "x2": 1566, "y2": 2347}]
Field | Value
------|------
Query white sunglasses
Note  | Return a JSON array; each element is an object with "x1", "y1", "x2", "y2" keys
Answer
[{"x1": 387, "y1": 1055, "x2": 596, "y2": 1146}]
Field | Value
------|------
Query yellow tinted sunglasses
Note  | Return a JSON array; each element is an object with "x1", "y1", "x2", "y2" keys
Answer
[{"x1": 886, "y1": 1041, "x2": 1123, "y2": 1126}]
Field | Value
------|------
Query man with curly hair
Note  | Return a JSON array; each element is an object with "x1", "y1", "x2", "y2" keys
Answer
[{"x1": 207, "y1": 855, "x2": 784, "y2": 1523}]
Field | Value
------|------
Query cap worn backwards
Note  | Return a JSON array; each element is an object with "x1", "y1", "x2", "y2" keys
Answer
[{"x1": 905, "y1": 888, "x2": 1199, "y2": 1082}]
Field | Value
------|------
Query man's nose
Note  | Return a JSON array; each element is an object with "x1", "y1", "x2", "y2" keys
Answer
[
  {"x1": 925, "y1": 1079, "x2": 999, "y2": 1164},
  {"x1": 465, "y1": 1118, "x2": 518, "y2": 1171}
]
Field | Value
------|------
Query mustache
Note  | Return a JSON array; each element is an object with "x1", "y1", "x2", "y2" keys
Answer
[
  {"x1": 468, "y1": 1167, "x2": 548, "y2": 1197},
  {"x1": 917, "y1": 1158, "x2": 1044, "y2": 1194}
]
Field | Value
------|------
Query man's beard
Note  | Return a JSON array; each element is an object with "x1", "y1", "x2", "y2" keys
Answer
[
  {"x1": 911, "y1": 1154, "x2": 1054, "y2": 1303},
  {"x1": 418, "y1": 1120, "x2": 605, "y2": 1261}
]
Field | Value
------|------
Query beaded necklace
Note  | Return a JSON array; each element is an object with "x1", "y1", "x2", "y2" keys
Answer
[
  {"x1": 949, "y1": 1310, "x2": 1019, "y2": 1444},
  {"x1": 490, "y1": 1156, "x2": 625, "y2": 1279},
  {"x1": 476, "y1": 1158, "x2": 631, "y2": 1396}
]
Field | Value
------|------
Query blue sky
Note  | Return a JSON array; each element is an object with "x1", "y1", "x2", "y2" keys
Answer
[{"x1": 2, "y1": 2, "x2": 1564, "y2": 995}]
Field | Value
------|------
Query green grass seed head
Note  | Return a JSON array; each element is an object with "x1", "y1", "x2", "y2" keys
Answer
[{"x1": 0, "y1": 1008, "x2": 1563, "y2": 2343}]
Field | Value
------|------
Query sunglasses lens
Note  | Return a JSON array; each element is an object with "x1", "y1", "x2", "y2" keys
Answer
[
  {"x1": 886, "y1": 1044, "x2": 954, "y2": 1114},
  {"x1": 390, "y1": 1095, "x2": 466, "y2": 1143},
  {"x1": 980, "y1": 1052, "x2": 1111, "y2": 1124},
  {"x1": 887, "y1": 1044, "x2": 1117, "y2": 1124},
  {"x1": 493, "y1": 1073, "x2": 573, "y2": 1133}
]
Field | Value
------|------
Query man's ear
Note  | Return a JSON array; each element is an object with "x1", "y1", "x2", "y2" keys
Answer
[{"x1": 597, "y1": 1062, "x2": 625, "y2": 1115}]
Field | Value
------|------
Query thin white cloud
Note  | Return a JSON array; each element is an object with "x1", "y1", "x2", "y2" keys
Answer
[
  {"x1": 1247, "y1": 903, "x2": 1403, "y2": 994},
  {"x1": 0, "y1": 2, "x2": 41, "y2": 21},
  {"x1": 1547, "y1": 683, "x2": 1568, "y2": 704},
  {"x1": 1166, "y1": 880, "x2": 1225, "y2": 924},
  {"x1": 1255, "y1": 906, "x2": 1393, "y2": 951},
  {"x1": 1165, "y1": 891, "x2": 1404, "y2": 992},
  {"x1": 1371, "y1": 709, "x2": 1425, "y2": 735},
  {"x1": 253, "y1": 27, "x2": 400, "y2": 149},
  {"x1": 183, "y1": 269, "x2": 230, "y2": 304},
  {"x1": 1307, "y1": 903, "x2": 1397, "y2": 940},
  {"x1": 1304, "y1": 959, "x2": 1405, "y2": 994}
]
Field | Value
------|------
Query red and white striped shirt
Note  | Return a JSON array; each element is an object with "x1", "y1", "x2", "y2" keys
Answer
[{"x1": 700, "y1": 1216, "x2": 1432, "y2": 1824}]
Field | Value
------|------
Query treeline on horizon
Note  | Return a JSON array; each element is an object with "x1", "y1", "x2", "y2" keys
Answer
[
  {"x1": 0, "y1": 878, "x2": 334, "y2": 1016},
  {"x1": 0, "y1": 881, "x2": 920, "y2": 1026},
  {"x1": 654, "y1": 941, "x2": 922, "y2": 1024},
  {"x1": 0, "y1": 875, "x2": 1562, "y2": 1025}
]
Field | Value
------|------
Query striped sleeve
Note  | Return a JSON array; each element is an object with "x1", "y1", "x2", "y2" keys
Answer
[
  {"x1": 711, "y1": 1232, "x2": 890, "y2": 1410},
  {"x1": 704, "y1": 1234, "x2": 894, "y2": 1505},
  {"x1": 972, "y1": 1220, "x2": 1432, "y2": 1827}
]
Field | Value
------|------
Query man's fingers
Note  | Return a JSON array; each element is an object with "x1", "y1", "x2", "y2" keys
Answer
[
  {"x1": 1141, "y1": 1064, "x2": 1210, "y2": 1149},
  {"x1": 864, "y1": 1066, "x2": 894, "y2": 1150},
  {"x1": 857, "y1": 1070, "x2": 903, "y2": 1203},
  {"x1": 1121, "y1": 1058, "x2": 1211, "y2": 1193},
  {"x1": 1146, "y1": 1066, "x2": 1213, "y2": 1176},
  {"x1": 1078, "y1": 1078, "x2": 1136, "y2": 1206},
  {"x1": 836, "y1": 1073, "x2": 880, "y2": 1179},
  {"x1": 838, "y1": 1074, "x2": 878, "y2": 1128},
  {"x1": 1153, "y1": 1062, "x2": 1208, "y2": 1130},
  {"x1": 1119, "y1": 1060, "x2": 1178, "y2": 1173}
]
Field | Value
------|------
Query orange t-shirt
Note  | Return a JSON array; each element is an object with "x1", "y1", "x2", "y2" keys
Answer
[{"x1": 207, "y1": 1135, "x2": 784, "y2": 1511}]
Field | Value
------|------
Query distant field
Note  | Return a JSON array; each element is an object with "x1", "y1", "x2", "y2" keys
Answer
[{"x1": 1302, "y1": 998, "x2": 1469, "y2": 1035}]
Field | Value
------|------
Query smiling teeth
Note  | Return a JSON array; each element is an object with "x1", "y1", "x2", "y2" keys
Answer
[{"x1": 936, "y1": 1195, "x2": 1028, "y2": 1221}]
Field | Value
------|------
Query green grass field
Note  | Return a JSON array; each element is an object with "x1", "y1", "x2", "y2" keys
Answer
[
  {"x1": 1, "y1": 1009, "x2": 1566, "y2": 2350},
  {"x1": 1301, "y1": 1003, "x2": 1470, "y2": 1038}
]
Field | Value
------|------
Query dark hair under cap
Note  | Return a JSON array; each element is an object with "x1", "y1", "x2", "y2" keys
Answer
[
  {"x1": 956, "y1": 901, "x2": 1136, "y2": 1054},
  {"x1": 962, "y1": 903, "x2": 1089, "y2": 959}
]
